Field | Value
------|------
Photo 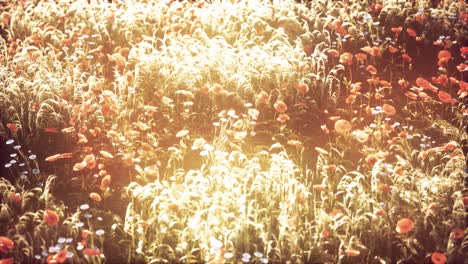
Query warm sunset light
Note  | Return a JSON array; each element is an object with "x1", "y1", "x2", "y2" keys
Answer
[{"x1": 0, "y1": 0, "x2": 467, "y2": 263}]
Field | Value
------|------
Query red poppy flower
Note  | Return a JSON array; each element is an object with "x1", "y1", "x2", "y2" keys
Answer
[
  {"x1": 326, "y1": 49, "x2": 339, "y2": 57},
  {"x1": 339, "y1": 52, "x2": 353, "y2": 65},
  {"x1": 366, "y1": 65, "x2": 377, "y2": 75},
  {"x1": 294, "y1": 83, "x2": 309, "y2": 96},
  {"x1": 43, "y1": 209, "x2": 60, "y2": 226},
  {"x1": 354, "y1": 52, "x2": 367, "y2": 63},
  {"x1": 416, "y1": 78, "x2": 438, "y2": 93},
  {"x1": 276, "y1": 113, "x2": 290, "y2": 123},
  {"x1": 443, "y1": 141, "x2": 458, "y2": 151},
  {"x1": 405, "y1": 91, "x2": 418, "y2": 100},
  {"x1": 256, "y1": 91, "x2": 269, "y2": 105},
  {"x1": 378, "y1": 184, "x2": 392, "y2": 193},
  {"x1": 375, "y1": 209, "x2": 386, "y2": 217},
  {"x1": 321, "y1": 230, "x2": 330, "y2": 239},
  {"x1": 431, "y1": 252, "x2": 447, "y2": 264},
  {"x1": 438, "y1": 91, "x2": 456, "y2": 104},
  {"x1": 345, "y1": 248, "x2": 360, "y2": 257},
  {"x1": 100, "y1": 175, "x2": 112, "y2": 190},
  {"x1": 0, "y1": 258, "x2": 14, "y2": 264},
  {"x1": 274, "y1": 101, "x2": 288, "y2": 113},
  {"x1": 438, "y1": 50, "x2": 451, "y2": 60},
  {"x1": 398, "y1": 79, "x2": 409, "y2": 89},
  {"x1": 391, "y1": 26, "x2": 402, "y2": 36},
  {"x1": 406, "y1": 28, "x2": 417, "y2": 37},
  {"x1": 396, "y1": 218, "x2": 414, "y2": 234},
  {"x1": 438, "y1": 57, "x2": 449, "y2": 67},
  {"x1": 0, "y1": 236, "x2": 14, "y2": 254},
  {"x1": 48, "y1": 250, "x2": 68, "y2": 263},
  {"x1": 361, "y1": 46, "x2": 381, "y2": 57},
  {"x1": 83, "y1": 248, "x2": 101, "y2": 256},
  {"x1": 402, "y1": 53, "x2": 412, "y2": 62},
  {"x1": 388, "y1": 45, "x2": 399, "y2": 53},
  {"x1": 6, "y1": 123, "x2": 17, "y2": 132},
  {"x1": 461, "y1": 46, "x2": 468, "y2": 59},
  {"x1": 335, "y1": 119, "x2": 352, "y2": 133},
  {"x1": 89, "y1": 192, "x2": 102, "y2": 202},
  {"x1": 44, "y1": 127, "x2": 59, "y2": 133},
  {"x1": 382, "y1": 104, "x2": 396, "y2": 115},
  {"x1": 450, "y1": 228, "x2": 464, "y2": 239},
  {"x1": 432, "y1": 75, "x2": 448, "y2": 85},
  {"x1": 313, "y1": 184, "x2": 327, "y2": 192},
  {"x1": 10, "y1": 192, "x2": 21, "y2": 205},
  {"x1": 99, "y1": 150, "x2": 114, "y2": 159},
  {"x1": 457, "y1": 63, "x2": 468, "y2": 72}
]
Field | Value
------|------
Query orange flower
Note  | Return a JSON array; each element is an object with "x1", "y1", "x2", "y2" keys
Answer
[
  {"x1": 89, "y1": 192, "x2": 102, "y2": 202},
  {"x1": 382, "y1": 104, "x2": 396, "y2": 116},
  {"x1": 334, "y1": 119, "x2": 352, "y2": 133},
  {"x1": 321, "y1": 230, "x2": 330, "y2": 239},
  {"x1": 396, "y1": 218, "x2": 414, "y2": 234},
  {"x1": 0, "y1": 236, "x2": 14, "y2": 254},
  {"x1": 438, "y1": 91, "x2": 455, "y2": 104},
  {"x1": 366, "y1": 65, "x2": 377, "y2": 75},
  {"x1": 406, "y1": 28, "x2": 417, "y2": 37},
  {"x1": 274, "y1": 101, "x2": 288, "y2": 113},
  {"x1": 43, "y1": 210, "x2": 60, "y2": 226},
  {"x1": 339, "y1": 52, "x2": 353, "y2": 65},
  {"x1": 431, "y1": 252, "x2": 447, "y2": 264},
  {"x1": 450, "y1": 228, "x2": 464, "y2": 239},
  {"x1": 276, "y1": 113, "x2": 290, "y2": 123},
  {"x1": 100, "y1": 175, "x2": 112, "y2": 190},
  {"x1": 345, "y1": 248, "x2": 360, "y2": 257}
]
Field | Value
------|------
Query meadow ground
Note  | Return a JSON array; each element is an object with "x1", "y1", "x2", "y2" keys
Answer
[{"x1": 0, "y1": 0, "x2": 467, "y2": 263}]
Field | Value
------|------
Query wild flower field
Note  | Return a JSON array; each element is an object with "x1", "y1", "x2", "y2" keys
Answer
[{"x1": 0, "y1": 0, "x2": 467, "y2": 263}]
